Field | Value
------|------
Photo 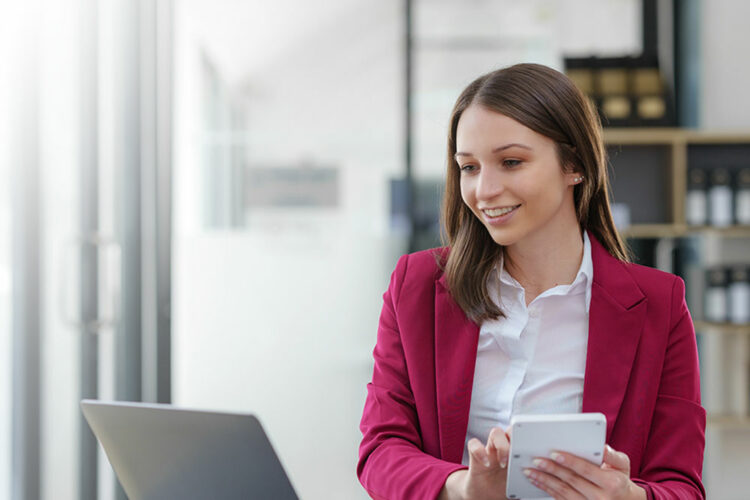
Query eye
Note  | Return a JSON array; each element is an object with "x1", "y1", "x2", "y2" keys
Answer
[
  {"x1": 503, "y1": 159, "x2": 522, "y2": 168},
  {"x1": 459, "y1": 163, "x2": 477, "y2": 173}
]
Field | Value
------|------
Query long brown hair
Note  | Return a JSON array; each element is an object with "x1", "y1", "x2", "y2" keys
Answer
[{"x1": 439, "y1": 63, "x2": 629, "y2": 323}]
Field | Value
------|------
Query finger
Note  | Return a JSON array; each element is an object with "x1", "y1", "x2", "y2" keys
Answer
[
  {"x1": 468, "y1": 438, "x2": 491, "y2": 469},
  {"x1": 529, "y1": 457, "x2": 599, "y2": 499},
  {"x1": 487, "y1": 427, "x2": 510, "y2": 468},
  {"x1": 524, "y1": 467, "x2": 586, "y2": 500},
  {"x1": 547, "y1": 450, "x2": 610, "y2": 489},
  {"x1": 485, "y1": 437, "x2": 499, "y2": 468},
  {"x1": 603, "y1": 444, "x2": 631, "y2": 473}
]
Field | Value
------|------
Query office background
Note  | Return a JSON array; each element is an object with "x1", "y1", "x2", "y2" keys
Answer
[{"x1": 1, "y1": 0, "x2": 749, "y2": 499}]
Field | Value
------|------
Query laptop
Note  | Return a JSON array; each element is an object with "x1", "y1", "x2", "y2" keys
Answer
[{"x1": 80, "y1": 400, "x2": 299, "y2": 500}]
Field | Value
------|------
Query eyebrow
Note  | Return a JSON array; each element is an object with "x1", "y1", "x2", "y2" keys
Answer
[{"x1": 454, "y1": 143, "x2": 532, "y2": 159}]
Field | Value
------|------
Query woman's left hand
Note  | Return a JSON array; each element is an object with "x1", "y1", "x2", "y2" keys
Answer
[{"x1": 523, "y1": 444, "x2": 647, "y2": 500}]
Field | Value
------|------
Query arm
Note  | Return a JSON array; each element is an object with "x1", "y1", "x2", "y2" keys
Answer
[
  {"x1": 633, "y1": 276, "x2": 706, "y2": 500},
  {"x1": 357, "y1": 254, "x2": 466, "y2": 500}
]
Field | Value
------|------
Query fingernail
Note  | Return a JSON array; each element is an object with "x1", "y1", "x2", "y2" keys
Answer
[
  {"x1": 523, "y1": 468, "x2": 532, "y2": 477},
  {"x1": 550, "y1": 452, "x2": 564, "y2": 464},
  {"x1": 532, "y1": 458, "x2": 544, "y2": 469},
  {"x1": 483, "y1": 458, "x2": 490, "y2": 467},
  {"x1": 500, "y1": 459, "x2": 507, "y2": 469}
]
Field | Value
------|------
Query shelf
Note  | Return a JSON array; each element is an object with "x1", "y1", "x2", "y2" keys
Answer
[
  {"x1": 604, "y1": 128, "x2": 685, "y2": 144},
  {"x1": 621, "y1": 224, "x2": 750, "y2": 239},
  {"x1": 604, "y1": 128, "x2": 750, "y2": 144},
  {"x1": 689, "y1": 226, "x2": 750, "y2": 238},
  {"x1": 621, "y1": 224, "x2": 687, "y2": 238},
  {"x1": 707, "y1": 415, "x2": 750, "y2": 429},
  {"x1": 683, "y1": 130, "x2": 750, "y2": 143},
  {"x1": 694, "y1": 321, "x2": 750, "y2": 335}
]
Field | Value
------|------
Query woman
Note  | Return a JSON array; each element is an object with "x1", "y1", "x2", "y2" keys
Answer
[{"x1": 357, "y1": 64, "x2": 705, "y2": 500}]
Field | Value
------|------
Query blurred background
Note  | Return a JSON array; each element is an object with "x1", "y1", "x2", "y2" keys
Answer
[{"x1": 1, "y1": 0, "x2": 749, "y2": 498}]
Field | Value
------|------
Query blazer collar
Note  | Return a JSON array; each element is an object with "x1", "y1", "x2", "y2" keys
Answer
[
  {"x1": 433, "y1": 231, "x2": 647, "y2": 459},
  {"x1": 583, "y1": 231, "x2": 647, "y2": 440}
]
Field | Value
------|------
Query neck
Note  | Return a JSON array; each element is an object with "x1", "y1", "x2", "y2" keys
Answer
[{"x1": 503, "y1": 221, "x2": 585, "y2": 305}]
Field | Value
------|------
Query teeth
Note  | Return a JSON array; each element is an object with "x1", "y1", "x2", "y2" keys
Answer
[{"x1": 484, "y1": 205, "x2": 518, "y2": 217}]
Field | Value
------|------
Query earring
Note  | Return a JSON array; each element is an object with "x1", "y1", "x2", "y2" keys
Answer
[{"x1": 573, "y1": 176, "x2": 584, "y2": 183}]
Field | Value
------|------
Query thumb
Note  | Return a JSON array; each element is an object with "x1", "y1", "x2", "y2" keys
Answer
[{"x1": 602, "y1": 444, "x2": 630, "y2": 473}]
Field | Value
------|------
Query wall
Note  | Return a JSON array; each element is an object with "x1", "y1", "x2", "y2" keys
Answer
[{"x1": 701, "y1": 0, "x2": 750, "y2": 130}]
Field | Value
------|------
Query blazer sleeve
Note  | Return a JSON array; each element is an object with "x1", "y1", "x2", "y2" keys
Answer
[
  {"x1": 632, "y1": 276, "x2": 707, "y2": 500},
  {"x1": 357, "y1": 254, "x2": 466, "y2": 500}
]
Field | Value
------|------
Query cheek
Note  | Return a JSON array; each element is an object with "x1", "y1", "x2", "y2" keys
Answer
[
  {"x1": 514, "y1": 177, "x2": 541, "y2": 202},
  {"x1": 518, "y1": 176, "x2": 565, "y2": 212},
  {"x1": 459, "y1": 180, "x2": 474, "y2": 206}
]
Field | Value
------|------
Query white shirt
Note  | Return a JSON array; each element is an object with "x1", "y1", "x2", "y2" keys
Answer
[{"x1": 462, "y1": 232, "x2": 593, "y2": 466}]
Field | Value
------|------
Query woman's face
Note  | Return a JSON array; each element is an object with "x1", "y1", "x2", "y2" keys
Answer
[{"x1": 456, "y1": 104, "x2": 580, "y2": 248}]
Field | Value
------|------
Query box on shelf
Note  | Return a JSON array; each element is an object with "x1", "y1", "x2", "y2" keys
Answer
[{"x1": 565, "y1": 56, "x2": 675, "y2": 128}]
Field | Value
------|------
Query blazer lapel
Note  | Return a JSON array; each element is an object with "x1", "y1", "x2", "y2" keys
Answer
[
  {"x1": 583, "y1": 233, "x2": 647, "y2": 440},
  {"x1": 435, "y1": 274, "x2": 480, "y2": 463}
]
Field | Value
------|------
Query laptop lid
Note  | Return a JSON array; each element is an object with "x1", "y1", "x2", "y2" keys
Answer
[{"x1": 81, "y1": 400, "x2": 299, "y2": 500}]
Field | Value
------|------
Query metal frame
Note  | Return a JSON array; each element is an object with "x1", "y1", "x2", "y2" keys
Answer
[
  {"x1": 155, "y1": 0, "x2": 174, "y2": 405},
  {"x1": 405, "y1": 0, "x2": 416, "y2": 253},
  {"x1": 11, "y1": 15, "x2": 41, "y2": 500},
  {"x1": 674, "y1": 0, "x2": 700, "y2": 127},
  {"x1": 140, "y1": 0, "x2": 174, "y2": 406},
  {"x1": 115, "y1": 0, "x2": 143, "y2": 411}
]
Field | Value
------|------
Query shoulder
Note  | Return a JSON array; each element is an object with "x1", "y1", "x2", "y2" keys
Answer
[
  {"x1": 623, "y1": 261, "x2": 686, "y2": 322},
  {"x1": 623, "y1": 260, "x2": 682, "y2": 292},
  {"x1": 391, "y1": 247, "x2": 446, "y2": 283},
  {"x1": 603, "y1": 255, "x2": 683, "y2": 295},
  {"x1": 388, "y1": 247, "x2": 447, "y2": 302},
  {"x1": 600, "y1": 257, "x2": 686, "y2": 324},
  {"x1": 589, "y1": 232, "x2": 682, "y2": 307}
]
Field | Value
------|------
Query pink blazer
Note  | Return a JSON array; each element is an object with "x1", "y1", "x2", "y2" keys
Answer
[{"x1": 358, "y1": 232, "x2": 705, "y2": 500}]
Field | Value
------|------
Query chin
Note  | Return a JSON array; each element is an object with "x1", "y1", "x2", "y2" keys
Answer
[{"x1": 485, "y1": 227, "x2": 520, "y2": 247}]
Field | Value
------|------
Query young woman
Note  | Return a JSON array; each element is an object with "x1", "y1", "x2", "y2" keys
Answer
[{"x1": 357, "y1": 64, "x2": 705, "y2": 500}]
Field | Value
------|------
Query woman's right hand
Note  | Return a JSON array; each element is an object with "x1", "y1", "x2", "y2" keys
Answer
[{"x1": 438, "y1": 427, "x2": 511, "y2": 500}]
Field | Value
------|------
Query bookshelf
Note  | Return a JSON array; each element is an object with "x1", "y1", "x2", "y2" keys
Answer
[
  {"x1": 604, "y1": 128, "x2": 750, "y2": 433},
  {"x1": 622, "y1": 224, "x2": 750, "y2": 239}
]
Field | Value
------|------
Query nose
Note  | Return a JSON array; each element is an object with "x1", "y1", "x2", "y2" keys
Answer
[{"x1": 475, "y1": 165, "x2": 505, "y2": 202}]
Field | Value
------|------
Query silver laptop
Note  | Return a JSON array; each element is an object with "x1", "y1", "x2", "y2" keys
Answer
[{"x1": 81, "y1": 400, "x2": 299, "y2": 500}]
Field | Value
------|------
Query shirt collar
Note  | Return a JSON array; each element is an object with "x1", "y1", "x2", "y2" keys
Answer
[
  {"x1": 495, "y1": 231, "x2": 593, "y2": 313},
  {"x1": 580, "y1": 231, "x2": 593, "y2": 312}
]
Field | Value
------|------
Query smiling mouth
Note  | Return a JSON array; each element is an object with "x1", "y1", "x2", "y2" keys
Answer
[{"x1": 482, "y1": 205, "x2": 521, "y2": 217}]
